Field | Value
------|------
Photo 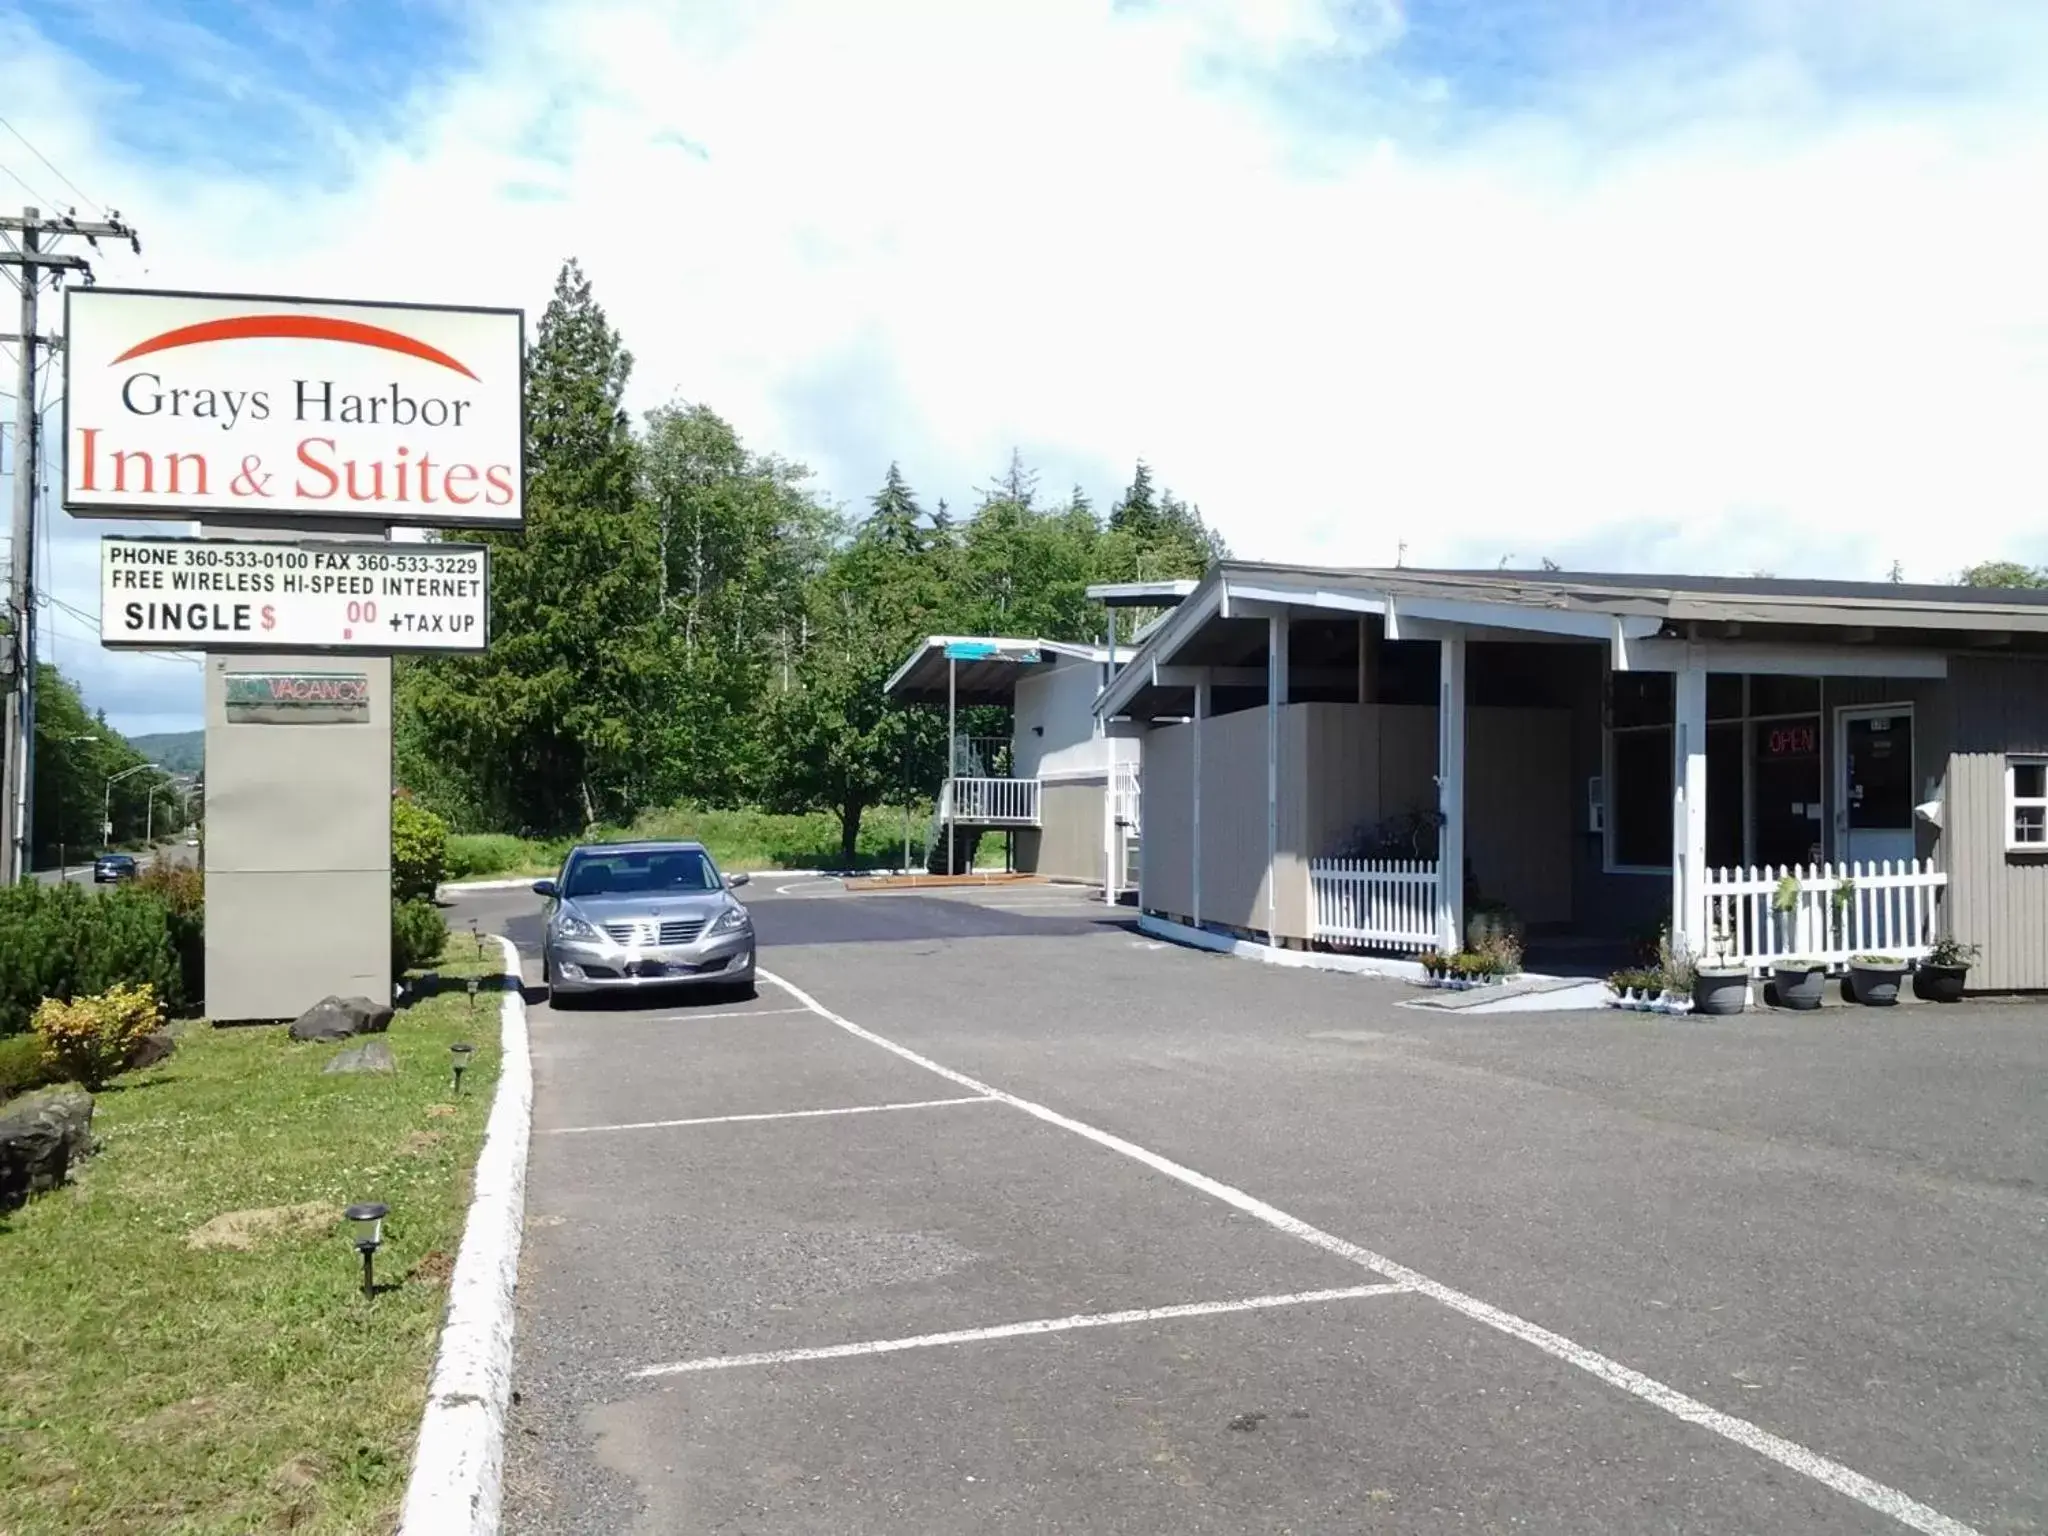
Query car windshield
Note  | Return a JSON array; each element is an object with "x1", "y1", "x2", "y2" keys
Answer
[{"x1": 562, "y1": 848, "x2": 720, "y2": 898}]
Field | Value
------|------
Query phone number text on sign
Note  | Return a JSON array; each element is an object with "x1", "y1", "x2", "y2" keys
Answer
[{"x1": 99, "y1": 536, "x2": 490, "y2": 653}]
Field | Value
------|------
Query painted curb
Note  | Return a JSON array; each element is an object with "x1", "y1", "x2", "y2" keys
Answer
[
  {"x1": 396, "y1": 935, "x2": 533, "y2": 1536},
  {"x1": 1137, "y1": 912, "x2": 1427, "y2": 982}
]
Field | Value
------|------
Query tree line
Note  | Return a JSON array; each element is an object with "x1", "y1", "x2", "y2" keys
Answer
[
  {"x1": 395, "y1": 261, "x2": 1224, "y2": 859},
  {"x1": 29, "y1": 665, "x2": 192, "y2": 864}
]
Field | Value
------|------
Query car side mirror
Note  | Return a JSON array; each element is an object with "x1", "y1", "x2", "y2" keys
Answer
[
  {"x1": 724, "y1": 872, "x2": 750, "y2": 889},
  {"x1": 532, "y1": 879, "x2": 559, "y2": 899}
]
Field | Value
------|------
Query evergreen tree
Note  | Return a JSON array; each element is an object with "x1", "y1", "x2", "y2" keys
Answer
[{"x1": 397, "y1": 259, "x2": 661, "y2": 833}]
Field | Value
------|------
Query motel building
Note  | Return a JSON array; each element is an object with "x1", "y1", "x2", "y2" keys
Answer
[
  {"x1": 1090, "y1": 564, "x2": 2048, "y2": 991},
  {"x1": 883, "y1": 584, "x2": 1196, "y2": 890}
]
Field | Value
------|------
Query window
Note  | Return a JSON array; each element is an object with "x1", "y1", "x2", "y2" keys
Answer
[
  {"x1": 563, "y1": 848, "x2": 721, "y2": 897},
  {"x1": 1607, "y1": 674, "x2": 1672, "y2": 868},
  {"x1": 2011, "y1": 757, "x2": 2048, "y2": 849}
]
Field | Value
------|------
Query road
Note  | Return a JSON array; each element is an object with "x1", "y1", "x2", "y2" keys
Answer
[
  {"x1": 447, "y1": 877, "x2": 2048, "y2": 1535},
  {"x1": 31, "y1": 841, "x2": 195, "y2": 887}
]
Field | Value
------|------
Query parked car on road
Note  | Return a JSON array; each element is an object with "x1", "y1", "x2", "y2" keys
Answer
[
  {"x1": 93, "y1": 853, "x2": 138, "y2": 884},
  {"x1": 535, "y1": 840, "x2": 755, "y2": 1004}
]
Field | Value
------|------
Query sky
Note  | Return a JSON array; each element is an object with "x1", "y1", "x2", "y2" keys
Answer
[{"x1": 3, "y1": 0, "x2": 2047, "y2": 735}]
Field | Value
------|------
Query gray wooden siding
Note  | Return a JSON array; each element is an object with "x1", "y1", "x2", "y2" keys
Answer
[
  {"x1": 1946, "y1": 656, "x2": 2048, "y2": 990},
  {"x1": 1028, "y1": 780, "x2": 1106, "y2": 883}
]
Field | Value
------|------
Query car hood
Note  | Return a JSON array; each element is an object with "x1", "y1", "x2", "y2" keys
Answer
[{"x1": 562, "y1": 891, "x2": 734, "y2": 921}]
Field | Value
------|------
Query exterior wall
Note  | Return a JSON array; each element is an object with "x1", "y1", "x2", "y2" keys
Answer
[
  {"x1": 1014, "y1": 660, "x2": 1121, "y2": 780},
  {"x1": 1023, "y1": 778, "x2": 1107, "y2": 883},
  {"x1": 1138, "y1": 723, "x2": 1193, "y2": 917},
  {"x1": 1141, "y1": 700, "x2": 1571, "y2": 940},
  {"x1": 1945, "y1": 655, "x2": 2048, "y2": 991}
]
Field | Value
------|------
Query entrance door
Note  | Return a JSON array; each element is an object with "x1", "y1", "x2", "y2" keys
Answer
[{"x1": 1838, "y1": 706, "x2": 1916, "y2": 865}]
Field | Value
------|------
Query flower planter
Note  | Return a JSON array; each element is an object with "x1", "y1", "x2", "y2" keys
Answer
[
  {"x1": 1847, "y1": 959, "x2": 1907, "y2": 1006},
  {"x1": 1692, "y1": 966, "x2": 1749, "y2": 1017},
  {"x1": 1912, "y1": 963, "x2": 1970, "y2": 1003},
  {"x1": 1771, "y1": 963, "x2": 1827, "y2": 1011}
]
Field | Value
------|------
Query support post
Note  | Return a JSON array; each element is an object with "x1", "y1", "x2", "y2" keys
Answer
[
  {"x1": 3, "y1": 210, "x2": 40, "y2": 885},
  {"x1": 1438, "y1": 634, "x2": 1467, "y2": 953},
  {"x1": 1102, "y1": 612, "x2": 1119, "y2": 902},
  {"x1": 1673, "y1": 659, "x2": 1708, "y2": 956},
  {"x1": 1266, "y1": 615, "x2": 1289, "y2": 939},
  {"x1": 945, "y1": 654, "x2": 957, "y2": 876},
  {"x1": 1357, "y1": 615, "x2": 1377, "y2": 705},
  {"x1": 1192, "y1": 680, "x2": 1209, "y2": 929}
]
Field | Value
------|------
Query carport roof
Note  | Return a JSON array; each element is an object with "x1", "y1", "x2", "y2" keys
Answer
[
  {"x1": 885, "y1": 636, "x2": 1106, "y2": 706},
  {"x1": 1097, "y1": 561, "x2": 2048, "y2": 722}
]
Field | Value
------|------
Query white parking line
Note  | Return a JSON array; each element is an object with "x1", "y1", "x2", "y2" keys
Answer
[
  {"x1": 544, "y1": 1095, "x2": 995, "y2": 1136},
  {"x1": 627, "y1": 1006, "x2": 811, "y2": 1023},
  {"x1": 756, "y1": 967, "x2": 1982, "y2": 1536},
  {"x1": 632, "y1": 1282, "x2": 1411, "y2": 1378}
]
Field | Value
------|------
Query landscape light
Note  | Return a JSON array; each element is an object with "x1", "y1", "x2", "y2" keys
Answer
[
  {"x1": 343, "y1": 1202, "x2": 389, "y2": 1297},
  {"x1": 450, "y1": 1042, "x2": 475, "y2": 1095},
  {"x1": 466, "y1": 975, "x2": 480, "y2": 1011},
  {"x1": 470, "y1": 920, "x2": 483, "y2": 959}
]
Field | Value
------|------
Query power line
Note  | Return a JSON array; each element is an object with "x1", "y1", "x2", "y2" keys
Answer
[
  {"x1": 0, "y1": 160, "x2": 56, "y2": 208},
  {"x1": 0, "y1": 118, "x2": 105, "y2": 216}
]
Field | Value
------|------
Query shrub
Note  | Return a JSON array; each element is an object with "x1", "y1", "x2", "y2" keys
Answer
[
  {"x1": 443, "y1": 833, "x2": 543, "y2": 881},
  {"x1": 135, "y1": 863, "x2": 205, "y2": 1011},
  {"x1": 392, "y1": 898, "x2": 448, "y2": 978},
  {"x1": 0, "y1": 883, "x2": 182, "y2": 1037},
  {"x1": 32, "y1": 982, "x2": 163, "y2": 1090},
  {"x1": 0, "y1": 1033, "x2": 58, "y2": 1100},
  {"x1": 392, "y1": 797, "x2": 450, "y2": 901}
]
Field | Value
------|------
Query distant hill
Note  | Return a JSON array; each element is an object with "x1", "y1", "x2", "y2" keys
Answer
[{"x1": 130, "y1": 730, "x2": 203, "y2": 776}]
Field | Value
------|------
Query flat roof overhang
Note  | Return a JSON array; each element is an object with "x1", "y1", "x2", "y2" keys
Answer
[
  {"x1": 884, "y1": 636, "x2": 1104, "y2": 706},
  {"x1": 1097, "y1": 563, "x2": 2048, "y2": 724}
]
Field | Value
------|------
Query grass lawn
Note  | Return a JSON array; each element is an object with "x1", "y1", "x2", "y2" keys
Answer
[
  {"x1": 0, "y1": 946, "x2": 506, "y2": 1535},
  {"x1": 445, "y1": 802, "x2": 932, "y2": 883}
]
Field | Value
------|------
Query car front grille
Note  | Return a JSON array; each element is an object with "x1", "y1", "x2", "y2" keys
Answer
[{"x1": 601, "y1": 918, "x2": 708, "y2": 946}]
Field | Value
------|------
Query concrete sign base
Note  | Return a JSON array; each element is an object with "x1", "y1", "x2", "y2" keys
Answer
[{"x1": 201, "y1": 525, "x2": 393, "y2": 1022}]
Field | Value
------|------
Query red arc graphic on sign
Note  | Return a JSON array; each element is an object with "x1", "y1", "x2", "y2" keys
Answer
[{"x1": 109, "y1": 314, "x2": 479, "y2": 379}]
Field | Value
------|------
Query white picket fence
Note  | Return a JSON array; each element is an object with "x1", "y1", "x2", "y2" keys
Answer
[
  {"x1": 1701, "y1": 859, "x2": 1946, "y2": 972},
  {"x1": 1309, "y1": 859, "x2": 1442, "y2": 951},
  {"x1": 942, "y1": 776, "x2": 1042, "y2": 825}
]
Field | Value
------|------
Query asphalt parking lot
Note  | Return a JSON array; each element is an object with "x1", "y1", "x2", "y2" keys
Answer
[{"x1": 449, "y1": 877, "x2": 2048, "y2": 1535}]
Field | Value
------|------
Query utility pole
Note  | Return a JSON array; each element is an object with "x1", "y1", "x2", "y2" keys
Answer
[{"x1": 0, "y1": 205, "x2": 142, "y2": 884}]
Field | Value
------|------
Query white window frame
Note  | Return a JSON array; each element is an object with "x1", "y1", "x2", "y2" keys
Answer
[{"x1": 2009, "y1": 754, "x2": 2048, "y2": 852}]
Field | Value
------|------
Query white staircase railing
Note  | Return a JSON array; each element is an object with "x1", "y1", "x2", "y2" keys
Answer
[
  {"x1": 1702, "y1": 859, "x2": 1946, "y2": 971},
  {"x1": 943, "y1": 776, "x2": 1041, "y2": 825},
  {"x1": 1112, "y1": 761, "x2": 1140, "y2": 834},
  {"x1": 1309, "y1": 859, "x2": 1441, "y2": 952}
]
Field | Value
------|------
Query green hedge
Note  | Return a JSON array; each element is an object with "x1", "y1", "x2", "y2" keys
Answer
[
  {"x1": 0, "y1": 883, "x2": 183, "y2": 1038},
  {"x1": 392, "y1": 798, "x2": 450, "y2": 901}
]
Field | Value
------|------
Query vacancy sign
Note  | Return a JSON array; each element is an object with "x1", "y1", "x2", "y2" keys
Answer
[
  {"x1": 101, "y1": 536, "x2": 489, "y2": 652},
  {"x1": 64, "y1": 288, "x2": 524, "y2": 527}
]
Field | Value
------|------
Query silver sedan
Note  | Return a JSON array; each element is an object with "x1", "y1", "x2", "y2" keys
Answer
[{"x1": 536, "y1": 840, "x2": 756, "y2": 1004}]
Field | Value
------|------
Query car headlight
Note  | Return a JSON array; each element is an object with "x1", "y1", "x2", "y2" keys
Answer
[
  {"x1": 708, "y1": 903, "x2": 751, "y2": 936},
  {"x1": 554, "y1": 907, "x2": 603, "y2": 943}
]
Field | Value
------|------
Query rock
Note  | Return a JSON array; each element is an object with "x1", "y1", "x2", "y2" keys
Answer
[
  {"x1": 0, "y1": 1086, "x2": 96, "y2": 1211},
  {"x1": 288, "y1": 995, "x2": 394, "y2": 1042},
  {"x1": 323, "y1": 1040, "x2": 397, "y2": 1075},
  {"x1": 126, "y1": 1030, "x2": 176, "y2": 1072}
]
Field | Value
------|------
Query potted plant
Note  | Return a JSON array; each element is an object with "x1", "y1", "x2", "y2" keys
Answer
[
  {"x1": 1847, "y1": 954, "x2": 1908, "y2": 1006},
  {"x1": 1913, "y1": 938, "x2": 1980, "y2": 1003},
  {"x1": 1771, "y1": 958, "x2": 1827, "y2": 1011},
  {"x1": 1418, "y1": 950, "x2": 1448, "y2": 985},
  {"x1": 1691, "y1": 926, "x2": 1750, "y2": 1017},
  {"x1": 1770, "y1": 873, "x2": 1802, "y2": 953}
]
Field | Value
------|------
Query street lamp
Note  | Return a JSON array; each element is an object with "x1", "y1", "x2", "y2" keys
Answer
[
  {"x1": 102, "y1": 762, "x2": 156, "y2": 849},
  {"x1": 343, "y1": 1202, "x2": 389, "y2": 1296}
]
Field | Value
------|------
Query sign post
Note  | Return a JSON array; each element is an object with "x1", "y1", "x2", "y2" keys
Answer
[{"x1": 66, "y1": 287, "x2": 522, "y2": 1021}]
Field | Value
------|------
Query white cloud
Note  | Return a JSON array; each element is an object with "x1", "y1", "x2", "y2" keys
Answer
[{"x1": 5, "y1": 0, "x2": 2048, "y2": 729}]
